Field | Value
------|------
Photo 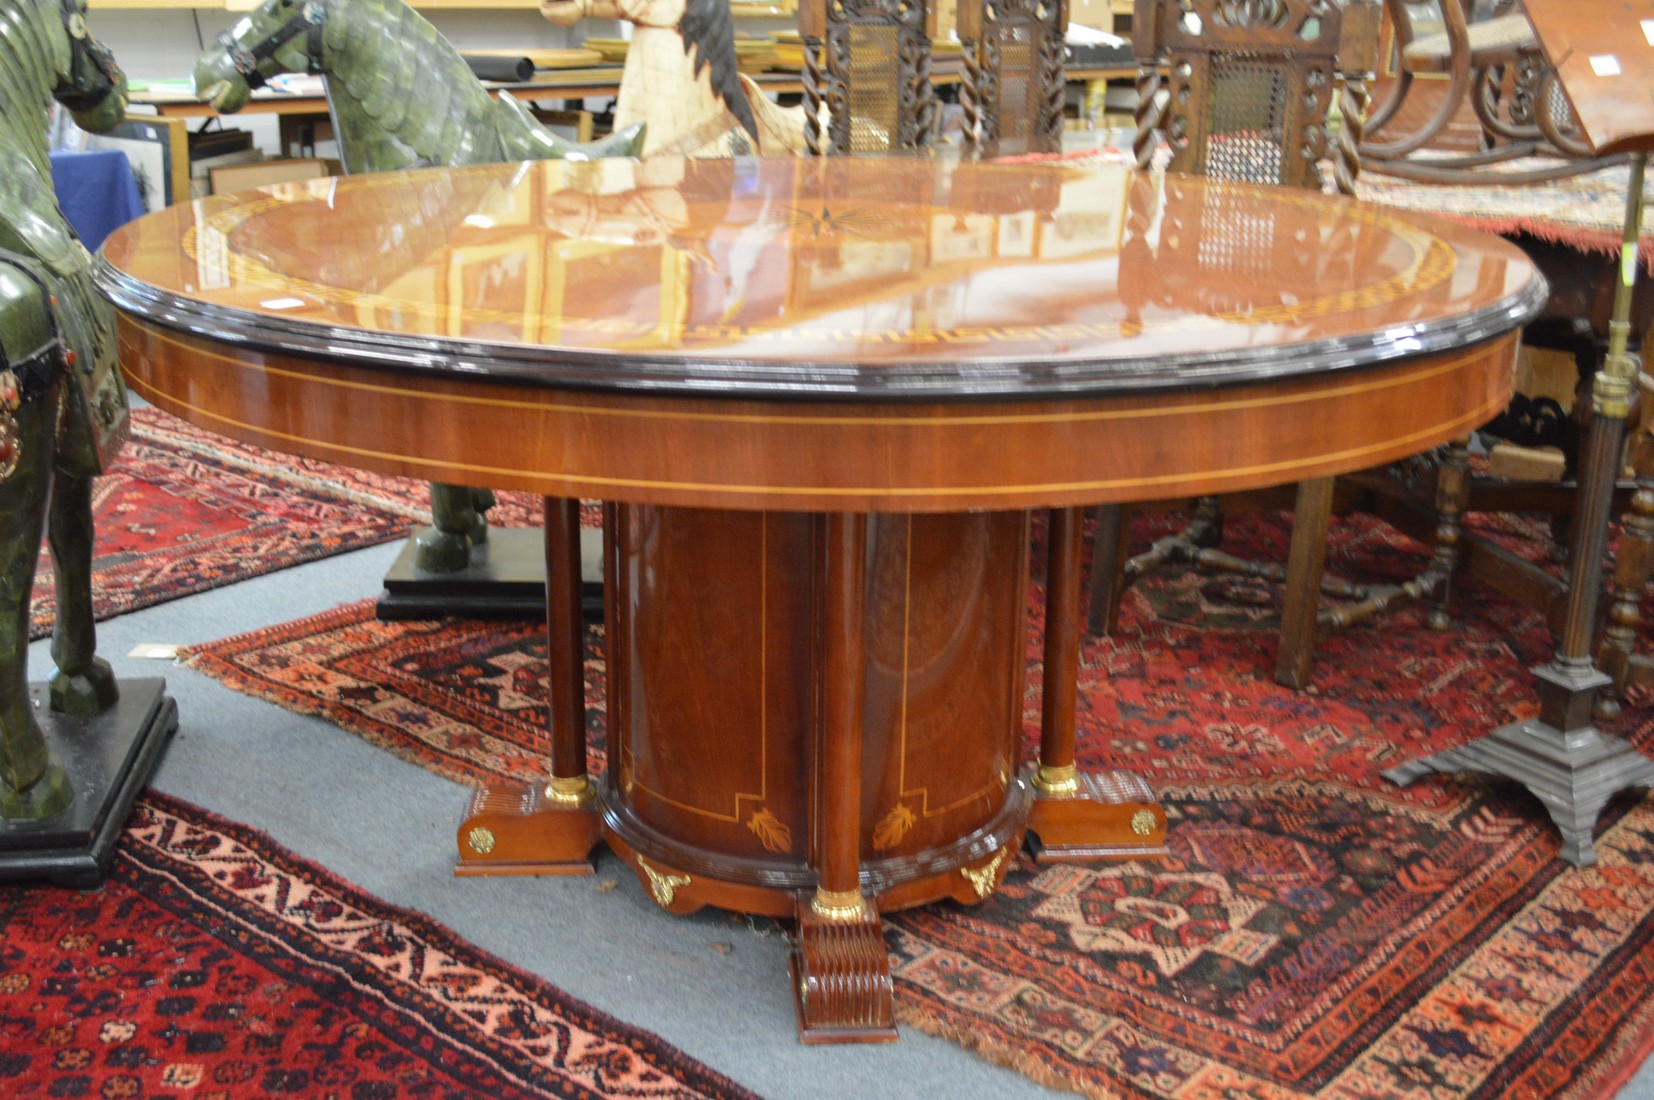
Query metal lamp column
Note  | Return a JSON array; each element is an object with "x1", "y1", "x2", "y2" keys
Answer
[{"x1": 1385, "y1": 154, "x2": 1654, "y2": 866}]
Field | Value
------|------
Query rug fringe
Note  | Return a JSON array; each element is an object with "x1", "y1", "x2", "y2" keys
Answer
[
  {"x1": 893, "y1": 1002, "x2": 1121, "y2": 1099},
  {"x1": 1420, "y1": 213, "x2": 1654, "y2": 269}
]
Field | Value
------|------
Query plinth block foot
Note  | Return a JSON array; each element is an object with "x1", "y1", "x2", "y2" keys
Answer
[
  {"x1": 454, "y1": 783, "x2": 601, "y2": 875},
  {"x1": 1383, "y1": 718, "x2": 1654, "y2": 867},
  {"x1": 379, "y1": 527, "x2": 604, "y2": 621},
  {"x1": 1024, "y1": 767, "x2": 1169, "y2": 863},
  {"x1": 790, "y1": 895, "x2": 897, "y2": 1045}
]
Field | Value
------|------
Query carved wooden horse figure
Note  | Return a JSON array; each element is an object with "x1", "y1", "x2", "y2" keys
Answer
[
  {"x1": 194, "y1": 0, "x2": 644, "y2": 572},
  {"x1": 0, "y1": 0, "x2": 132, "y2": 818},
  {"x1": 542, "y1": 0, "x2": 808, "y2": 157}
]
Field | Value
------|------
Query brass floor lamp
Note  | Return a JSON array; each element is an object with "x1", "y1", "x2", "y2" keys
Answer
[{"x1": 1386, "y1": 0, "x2": 1654, "y2": 866}]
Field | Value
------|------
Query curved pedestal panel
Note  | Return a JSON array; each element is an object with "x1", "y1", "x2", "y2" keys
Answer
[{"x1": 602, "y1": 505, "x2": 1031, "y2": 914}]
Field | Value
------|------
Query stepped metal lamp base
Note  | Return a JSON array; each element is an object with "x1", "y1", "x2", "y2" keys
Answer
[
  {"x1": 1384, "y1": 661, "x2": 1654, "y2": 866},
  {"x1": 0, "y1": 678, "x2": 178, "y2": 887},
  {"x1": 377, "y1": 526, "x2": 604, "y2": 621}
]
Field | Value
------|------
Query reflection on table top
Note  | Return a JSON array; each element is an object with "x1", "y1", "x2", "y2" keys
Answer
[{"x1": 97, "y1": 155, "x2": 1545, "y2": 400}]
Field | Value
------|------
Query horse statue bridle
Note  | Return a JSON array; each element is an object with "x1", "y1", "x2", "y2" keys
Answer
[
  {"x1": 54, "y1": 0, "x2": 124, "y2": 115},
  {"x1": 218, "y1": 0, "x2": 327, "y2": 90},
  {"x1": 0, "y1": 252, "x2": 70, "y2": 483}
]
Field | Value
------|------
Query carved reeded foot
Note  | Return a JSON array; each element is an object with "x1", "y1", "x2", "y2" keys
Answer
[
  {"x1": 453, "y1": 779, "x2": 601, "y2": 875},
  {"x1": 412, "y1": 527, "x2": 473, "y2": 574},
  {"x1": 0, "y1": 763, "x2": 72, "y2": 820},
  {"x1": 49, "y1": 656, "x2": 118, "y2": 716},
  {"x1": 1024, "y1": 765, "x2": 1169, "y2": 863},
  {"x1": 790, "y1": 892, "x2": 897, "y2": 1045}
]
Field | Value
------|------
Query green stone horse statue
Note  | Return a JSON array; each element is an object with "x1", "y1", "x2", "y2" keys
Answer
[
  {"x1": 0, "y1": 0, "x2": 132, "y2": 818},
  {"x1": 194, "y1": 0, "x2": 643, "y2": 572}
]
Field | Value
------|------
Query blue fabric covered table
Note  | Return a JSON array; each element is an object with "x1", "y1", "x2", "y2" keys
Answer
[{"x1": 50, "y1": 148, "x2": 145, "y2": 251}]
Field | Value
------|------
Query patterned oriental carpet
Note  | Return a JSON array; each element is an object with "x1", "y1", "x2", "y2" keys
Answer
[
  {"x1": 28, "y1": 407, "x2": 542, "y2": 640},
  {"x1": 183, "y1": 509, "x2": 1654, "y2": 1100},
  {"x1": 0, "y1": 792, "x2": 760, "y2": 1100}
]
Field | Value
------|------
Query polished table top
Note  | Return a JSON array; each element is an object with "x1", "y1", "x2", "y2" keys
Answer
[{"x1": 97, "y1": 155, "x2": 1546, "y2": 511}]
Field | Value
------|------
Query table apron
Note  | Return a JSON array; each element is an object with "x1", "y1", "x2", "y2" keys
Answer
[{"x1": 117, "y1": 316, "x2": 1518, "y2": 512}]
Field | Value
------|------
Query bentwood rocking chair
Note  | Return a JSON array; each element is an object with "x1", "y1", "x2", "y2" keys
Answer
[
  {"x1": 1359, "y1": 0, "x2": 1611, "y2": 182},
  {"x1": 1085, "y1": 0, "x2": 1444, "y2": 691}
]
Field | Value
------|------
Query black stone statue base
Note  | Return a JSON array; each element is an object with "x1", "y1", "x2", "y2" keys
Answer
[
  {"x1": 0, "y1": 677, "x2": 177, "y2": 887},
  {"x1": 376, "y1": 526, "x2": 603, "y2": 621}
]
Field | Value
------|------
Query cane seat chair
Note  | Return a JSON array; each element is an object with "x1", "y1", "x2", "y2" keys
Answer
[
  {"x1": 1360, "y1": 0, "x2": 1611, "y2": 182},
  {"x1": 954, "y1": 0, "x2": 1068, "y2": 159},
  {"x1": 797, "y1": 0, "x2": 1068, "y2": 160},
  {"x1": 1085, "y1": 0, "x2": 1452, "y2": 691},
  {"x1": 798, "y1": 0, "x2": 942, "y2": 155}
]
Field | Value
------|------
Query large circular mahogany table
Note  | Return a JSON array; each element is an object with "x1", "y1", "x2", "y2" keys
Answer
[{"x1": 97, "y1": 155, "x2": 1544, "y2": 1043}]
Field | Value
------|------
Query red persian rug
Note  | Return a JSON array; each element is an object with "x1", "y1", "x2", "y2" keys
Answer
[
  {"x1": 0, "y1": 792, "x2": 758, "y2": 1100},
  {"x1": 29, "y1": 408, "x2": 542, "y2": 639},
  {"x1": 183, "y1": 511, "x2": 1654, "y2": 1099}
]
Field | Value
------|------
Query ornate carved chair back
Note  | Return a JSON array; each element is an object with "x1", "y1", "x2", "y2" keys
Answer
[
  {"x1": 1131, "y1": 0, "x2": 1383, "y2": 195},
  {"x1": 954, "y1": 0, "x2": 1068, "y2": 159},
  {"x1": 799, "y1": 0, "x2": 941, "y2": 155}
]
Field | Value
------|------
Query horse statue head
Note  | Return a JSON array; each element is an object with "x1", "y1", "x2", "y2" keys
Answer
[
  {"x1": 47, "y1": 0, "x2": 130, "y2": 134},
  {"x1": 194, "y1": 0, "x2": 643, "y2": 172},
  {"x1": 192, "y1": 0, "x2": 640, "y2": 575},
  {"x1": 0, "y1": 0, "x2": 129, "y2": 167},
  {"x1": 192, "y1": 0, "x2": 320, "y2": 116}
]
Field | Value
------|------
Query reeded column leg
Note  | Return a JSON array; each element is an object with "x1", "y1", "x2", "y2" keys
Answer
[
  {"x1": 792, "y1": 512, "x2": 896, "y2": 1044},
  {"x1": 1026, "y1": 507, "x2": 1167, "y2": 862},
  {"x1": 454, "y1": 496, "x2": 600, "y2": 875}
]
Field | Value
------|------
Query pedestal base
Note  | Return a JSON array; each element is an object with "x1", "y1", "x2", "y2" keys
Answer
[
  {"x1": 453, "y1": 783, "x2": 601, "y2": 876},
  {"x1": 0, "y1": 678, "x2": 178, "y2": 887},
  {"x1": 791, "y1": 895, "x2": 897, "y2": 1045},
  {"x1": 1384, "y1": 718, "x2": 1654, "y2": 866},
  {"x1": 1024, "y1": 767, "x2": 1169, "y2": 862},
  {"x1": 377, "y1": 526, "x2": 603, "y2": 621}
]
